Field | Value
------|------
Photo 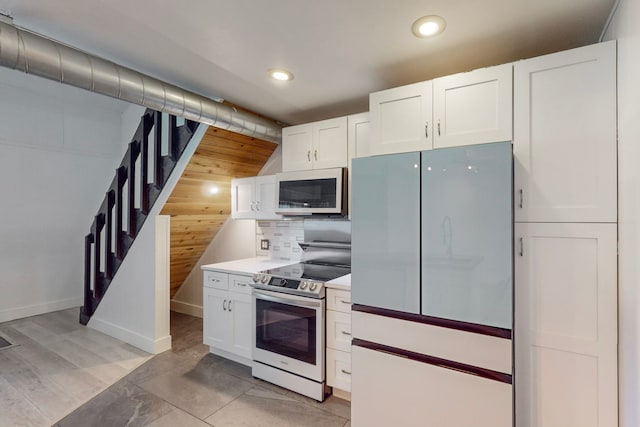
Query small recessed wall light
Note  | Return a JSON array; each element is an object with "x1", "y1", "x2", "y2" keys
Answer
[
  {"x1": 412, "y1": 15, "x2": 446, "y2": 38},
  {"x1": 268, "y1": 68, "x2": 294, "y2": 81}
]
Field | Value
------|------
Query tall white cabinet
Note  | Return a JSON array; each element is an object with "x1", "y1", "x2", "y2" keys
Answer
[
  {"x1": 513, "y1": 42, "x2": 617, "y2": 223},
  {"x1": 513, "y1": 41, "x2": 618, "y2": 427}
]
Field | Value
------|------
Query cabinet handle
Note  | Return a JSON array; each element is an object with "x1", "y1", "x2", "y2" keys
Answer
[
  {"x1": 519, "y1": 238, "x2": 524, "y2": 257},
  {"x1": 250, "y1": 202, "x2": 255, "y2": 211},
  {"x1": 256, "y1": 201, "x2": 261, "y2": 211},
  {"x1": 340, "y1": 300, "x2": 350, "y2": 304},
  {"x1": 228, "y1": 300, "x2": 232, "y2": 312},
  {"x1": 519, "y1": 189, "x2": 523, "y2": 209},
  {"x1": 237, "y1": 283, "x2": 247, "y2": 287},
  {"x1": 341, "y1": 331, "x2": 352, "y2": 336},
  {"x1": 425, "y1": 122, "x2": 429, "y2": 138},
  {"x1": 307, "y1": 150, "x2": 311, "y2": 162},
  {"x1": 314, "y1": 149, "x2": 318, "y2": 161},
  {"x1": 341, "y1": 369, "x2": 352, "y2": 375},
  {"x1": 223, "y1": 299, "x2": 227, "y2": 311},
  {"x1": 437, "y1": 119, "x2": 441, "y2": 136}
]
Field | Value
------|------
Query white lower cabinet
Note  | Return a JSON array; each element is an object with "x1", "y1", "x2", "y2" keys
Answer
[
  {"x1": 351, "y1": 345, "x2": 512, "y2": 427},
  {"x1": 515, "y1": 222, "x2": 618, "y2": 427},
  {"x1": 326, "y1": 288, "x2": 352, "y2": 396},
  {"x1": 203, "y1": 272, "x2": 253, "y2": 365}
]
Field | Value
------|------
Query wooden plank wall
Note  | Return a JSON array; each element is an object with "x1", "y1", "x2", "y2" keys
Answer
[{"x1": 161, "y1": 126, "x2": 277, "y2": 298}]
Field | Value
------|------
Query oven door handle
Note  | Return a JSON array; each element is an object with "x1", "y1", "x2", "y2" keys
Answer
[{"x1": 253, "y1": 290, "x2": 322, "y2": 308}]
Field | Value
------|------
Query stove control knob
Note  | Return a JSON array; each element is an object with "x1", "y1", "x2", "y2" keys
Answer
[
  {"x1": 252, "y1": 274, "x2": 260, "y2": 283},
  {"x1": 309, "y1": 282, "x2": 318, "y2": 292},
  {"x1": 299, "y1": 281, "x2": 308, "y2": 290},
  {"x1": 261, "y1": 275, "x2": 269, "y2": 284}
]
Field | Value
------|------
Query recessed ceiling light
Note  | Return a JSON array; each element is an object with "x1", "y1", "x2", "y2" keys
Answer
[
  {"x1": 268, "y1": 68, "x2": 294, "y2": 81},
  {"x1": 412, "y1": 15, "x2": 446, "y2": 38}
]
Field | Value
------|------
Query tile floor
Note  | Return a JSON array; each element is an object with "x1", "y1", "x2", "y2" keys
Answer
[
  {"x1": 55, "y1": 312, "x2": 352, "y2": 427},
  {"x1": 0, "y1": 308, "x2": 152, "y2": 426}
]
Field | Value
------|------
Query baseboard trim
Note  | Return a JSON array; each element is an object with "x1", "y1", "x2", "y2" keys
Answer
[
  {"x1": 88, "y1": 317, "x2": 172, "y2": 354},
  {"x1": 170, "y1": 300, "x2": 203, "y2": 318},
  {"x1": 0, "y1": 297, "x2": 83, "y2": 323}
]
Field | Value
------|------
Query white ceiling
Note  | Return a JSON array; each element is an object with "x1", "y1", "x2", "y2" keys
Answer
[{"x1": 0, "y1": 0, "x2": 615, "y2": 125}]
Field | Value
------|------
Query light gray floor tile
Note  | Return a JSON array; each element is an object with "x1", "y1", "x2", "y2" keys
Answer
[
  {"x1": 0, "y1": 349, "x2": 79, "y2": 423},
  {"x1": 145, "y1": 407, "x2": 213, "y2": 427},
  {"x1": 139, "y1": 364, "x2": 255, "y2": 419},
  {"x1": 204, "y1": 385, "x2": 347, "y2": 427},
  {"x1": 56, "y1": 380, "x2": 174, "y2": 427},
  {"x1": 0, "y1": 376, "x2": 50, "y2": 427}
]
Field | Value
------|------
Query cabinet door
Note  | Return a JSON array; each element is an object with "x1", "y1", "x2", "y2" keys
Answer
[
  {"x1": 513, "y1": 41, "x2": 616, "y2": 222},
  {"x1": 203, "y1": 287, "x2": 229, "y2": 349},
  {"x1": 369, "y1": 80, "x2": 433, "y2": 155},
  {"x1": 514, "y1": 223, "x2": 617, "y2": 427},
  {"x1": 347, "y1": 112, "x2": 370, "y2": 218},
  {"x1": 228, "y1": 292, "x2": 252, "y2": 360},
  {"x1": 312, "y1": 117, "x2": 348, "y2": 169},
  {"x1": 433, "y1": 63, "x2": 513, "y2": 148},
  {"x1": 282, "y1": 123, "x2": 313, "y2": 171},
  {"x1": 327, "y1": 348, "x2": 351, "y2": 392},
  {"x1": 352, "y1": 346, "x2": 512, "y2": 427},
  {"x1": 230, "y1": 177, "x2": 256, "y2": 219},
  {"x1": 254, "y1": 175, "x2": 282, "y2": 220}
]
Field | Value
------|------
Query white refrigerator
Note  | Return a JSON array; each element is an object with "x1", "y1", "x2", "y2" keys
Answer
[{"x1": 351, "y1": 142, "x2": 513, "y2": 427}]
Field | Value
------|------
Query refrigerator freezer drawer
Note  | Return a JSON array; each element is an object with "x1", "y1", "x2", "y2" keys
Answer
[
  {"x1": 352, "y1": 310, "x2": 511, "y2": 374},
  {"x1": 351, "y1": 345, "x2": 512, "y2": 427}
]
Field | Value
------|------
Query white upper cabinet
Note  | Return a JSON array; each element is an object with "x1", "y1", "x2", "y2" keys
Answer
[
  {"x1": 513, "y1": 41, "x2": 617, "y2": 223},
  {"x1": 347, "y1": 112, "x2": 371, "y2": 217},
  {"x1": 230, "y1": 176, "x2": 255, "y2": 219},
  {"x1": 231, "y1": 175, "x2": 282, "y2": 220},
  {"x1": 433, "y1": 63, "x2": 513, "y2": 149},
  {"x1": 282, "y1": 117, "x2": 348, "y2": 171},
  {"x1": 369, "y1": 80, "x2": 433, "y2": 155}
]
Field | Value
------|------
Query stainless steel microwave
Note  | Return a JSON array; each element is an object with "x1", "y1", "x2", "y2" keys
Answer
[{"x1": 275, "y1": 168, "x2": 346, "y2": 215}]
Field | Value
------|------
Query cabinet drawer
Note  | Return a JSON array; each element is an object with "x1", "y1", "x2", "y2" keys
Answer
[
  {"x1": 327, "y1": 348, "x2": 352, "y2": 392},
  {"x1": 327, "y1": 310, "x2": 352, "y2": 352},
  {"x1": 204, "y1": 271, "x2": 229, "y2": 290},
  {"x1": 327, "y1": 289, "x2": 351, "y2": 313},
  {"x1": 229, "y1": 274, "x2": 253, "y2": 295}
]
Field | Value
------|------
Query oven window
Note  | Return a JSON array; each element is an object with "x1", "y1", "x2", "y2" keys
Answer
[
  {"x1": 278, "y1": 178, "x2": 337, "y2": 209},
  {"x1": 255, "y1": 298, "x2": 316, "y2": 365}
]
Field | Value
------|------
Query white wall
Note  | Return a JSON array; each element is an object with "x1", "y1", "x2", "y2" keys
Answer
[
  {"x1": 0, "y1": 69, "x2": 139, "y2": 322},
  {"x1": 605, "y1": 3, "x2": 640, "y2": 426},
  {"x1": 89, "y1": 215, "x2": 172, "y2": 354}
]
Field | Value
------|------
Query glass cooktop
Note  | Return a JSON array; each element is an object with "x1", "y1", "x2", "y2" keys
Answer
[{"x1": 261, "y1": 262, "x2": 350, "y2": 282}]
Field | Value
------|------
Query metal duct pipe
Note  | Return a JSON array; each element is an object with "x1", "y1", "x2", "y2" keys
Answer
[{"x1": 0, "y1": 19, "x2": 282, "y2": 144}]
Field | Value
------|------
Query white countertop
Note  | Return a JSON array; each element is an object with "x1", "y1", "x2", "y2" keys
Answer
[
  {"x1": 201, "y1": 257, "x2": 292, "y2": 275},
  {"x1": 326, "y1": 273, "x2": 351, "y2": 291}
]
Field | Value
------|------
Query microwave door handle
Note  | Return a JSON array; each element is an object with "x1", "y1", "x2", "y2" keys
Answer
[{"x1": 253, "y1": 290, "x2": 322, "y2": 308}]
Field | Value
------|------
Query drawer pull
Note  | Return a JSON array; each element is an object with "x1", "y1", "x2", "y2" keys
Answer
[
  {"x1": 341, "y1": 369, "x2": 352, "y2": 375},
  {"x1": 339, "y1": 300, "x2": 351, "y2": 304},
  {"x1": 341, "y1": 331, "x2": 352, "y2": 336},
  {"x1": 237, "y1": 283, "x2": 247, "y2": 287}
]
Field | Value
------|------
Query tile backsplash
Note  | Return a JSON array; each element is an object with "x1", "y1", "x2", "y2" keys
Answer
[{"x1": 256, "y1": 220, "x2": 305, "y2": 261}]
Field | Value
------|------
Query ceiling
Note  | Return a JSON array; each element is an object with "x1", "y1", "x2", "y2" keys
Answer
[{"x1": 0, "y1": 0, "x2": 615, "y2": 125}]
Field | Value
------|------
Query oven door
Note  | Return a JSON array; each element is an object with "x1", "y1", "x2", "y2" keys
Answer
[{"x1": 252, "y1": 289, "x2": 325, "y2": 382}]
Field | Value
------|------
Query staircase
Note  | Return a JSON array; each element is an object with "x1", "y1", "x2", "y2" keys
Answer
[{"x1": 80, "y1": 109, "x2": 200, "y2": 325}]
